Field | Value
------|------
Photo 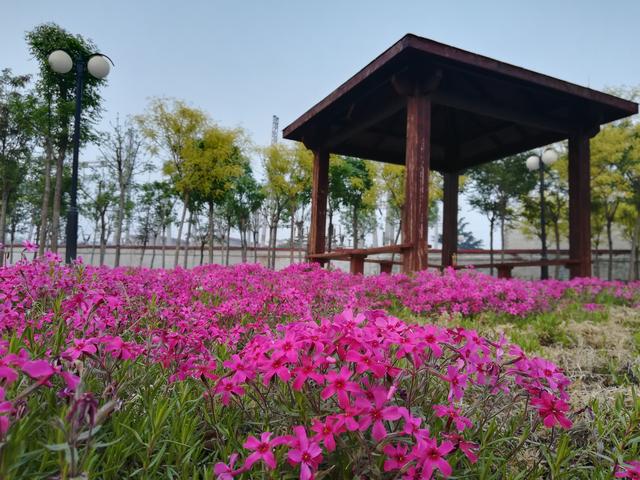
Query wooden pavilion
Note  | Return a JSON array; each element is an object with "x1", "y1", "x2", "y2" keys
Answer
[{"x1": 283, "y1": 34, "x2": 638, "y2": 278}]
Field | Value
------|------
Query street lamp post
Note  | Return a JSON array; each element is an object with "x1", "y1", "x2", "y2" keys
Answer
[
  {"x1": 47, "y1": 50, "x2": 112, "y2": 263},
  {"x1": 526, "y1": 149, "x2": 559, "y2": 280}
]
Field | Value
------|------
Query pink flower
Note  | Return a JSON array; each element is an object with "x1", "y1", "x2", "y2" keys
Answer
[
  {"x1": 444, "y1": 433, "x2": 479, "y2": 464},
  {"x1": 433, "y1": 404, "x2": 473, "y2": 432},
  {"x1": 321, "y1": 366, "x2": 361, "y2": 408},
  {"x1": 63, "y1": 338, "x2": 97, "y2": 361},
  {"x1": 355, "y1": 386, "x2": 402, "y2": 441},
  {"x1": 383, "y1": 443, "x2": 409, "y2": 472},
  {"x1": 531, "y1": 391, "x2": 572, "y2": 429},
  {"x1": 223, "y1": 354, "x2": 255, "y2": 383},
  {"x1": 310, "y1": 416, "x2": 341, "y2": 452},
  {"x1": 21, "y1": 360, "x2": 55, "y2": 379},
  {"x1": 411, "y1": 436, "x2": 454, "y2": 479},
  {"x1": 243, "y1": 432, "x2": 287, "y2": 470},
  {"x1": 261, "y1": 353, "x2": 291, "y2": 385},
  {"x1": 443, "y1": 366, "x2": 468, "y2": 401},
  {"x1": 287, "y1": 426, "x2": 322, "y2": 480},
  {"x1": 292, "y1": 356, "x2": 324, "y2": 391},
  {"x1": 214, "y1": 377, "x2": 245, "y2": 406},
  {"x1": 22, "y1": 240, "x2": 37, "y2": 252},
  {"x1": 214, "y1": 453, "x2": 241, "y2": 479},
  {"x1": 616, "y1": 461, "x2": 640, "y2": 479},
  {"x1": 0, "y1": 387, "x2": 12, "y2": 437}
]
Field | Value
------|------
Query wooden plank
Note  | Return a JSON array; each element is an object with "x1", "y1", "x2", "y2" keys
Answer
[
  {"x1": 441, "y1": 172, "x2": 459, "y2": 267},
  {"x1": 307, "y1": 150, "x2": 329, "y2": 262},
  {"x1": 568, "y1": 133, "x2": 592, "y2": 278},
  {"x1": 308, "y1": 243, "x2": 411, "y2": 260},
  {"x1": 402, "y1": 95, "x2": 431, "y2": 273}
]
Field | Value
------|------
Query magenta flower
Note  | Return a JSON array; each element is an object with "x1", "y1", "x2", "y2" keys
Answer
[
  {"x1": 355, "y1": 386, "x2": 402, "y2": 441},
  {"x1": 287, "y1": 426, "x2": 322, "y2": 480},
  {"x1": 615, "y1": 461, "x2": 640, "y2": 479},
  {"x1": 21, "y1": 360, "x2": 55, "y2": 380},
  {"x1": 0, "y1": 387, "x2": 12, "y2": 437},
  {"x1": 310, "y1": 416, "x2": 341, "y2": 452},
  {"x1": 321, "y1": 366, "x2": 361, "y2": 408},
  {"x1": 22, "y1": 240, "x2": 37, "y2": 253},
  {"x1": 411, "y1": 436, "x2": 455, "y2": 479},
  {"x1": 63, "y1": 338, "x2": 97, "y2": 361},
  {"x1": 292, "y1": 356, "x2": 324, "y2": 391},
  {"x1": 433, "y1": 404, "x2": 473, "y2": 432},
  {"x1": 383, "y1": 443, "x2": 409, "y2": 472},
  {"x1": 243, "y1": 432, "x2": 286, "y2": 470},
  {"x1": 214, "y1": 377, "x2": 245, "y2": 406},
  {"x1": 223, "y1": 354, "x2": 255, "y2": 383},
  {"x1": 531, "y1": 391, "x2": 572, "y2": 429},
  {"x1": 261, "y1": 353, "x2": 291, "y2": 385},
  {"x1": 214, "y1": 453, "x2": 241, "y2": 479},
  {"x1": 443, "y1": 366, "x2": 468, "y2": 401}
]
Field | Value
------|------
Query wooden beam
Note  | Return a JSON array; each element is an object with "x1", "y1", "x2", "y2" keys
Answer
[
  {"x1": 402, "y1": 95, "x2": 431, "y2": 273},
  {"x1": 308, "y1": 150, "x2": 329, "y2": 261},
  {"x1": 322, "y1": 96, "x2": 406, "y2": 150},
  {"x1": 568, "y1": 132, "x2": 592, "y2": 278},
  {"x1": 432, "y1": 90, "x2": 575, "y2": 134},
  {"x1": 441, "y1": 172, "x2": 459, "y2": 267}
]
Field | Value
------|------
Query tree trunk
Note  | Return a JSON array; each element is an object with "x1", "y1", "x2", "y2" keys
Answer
[
  {"x1": 140, "y1": 236, "x2": 148, "y2": 267},
  {"x1": 0, "y1": 187, "x2": 8, "y2": 267},
  {"x1": 207, "y1": 200, "x2": 214, "y2": 264},
  {"x1": 225, "y1": 221, "x2": 231, "y2": 266},
  {"x1": 327, "y1": 206, "x2": 334, "y2": 252},
  {"x1": 50, "y1": 149, "x2": 66, "y2": 254},
  {"x1": 499, "y1": 216, "x2": 505, "y2": 264},
  {"x1": 174, "y1": 193, "x2": 189, "y2": 268},
  {"x1": 8, "y1": 220, "x2": 16, "y2": 265},
  {"x1": 38, "y1": 107, "x2": 54, "y2": 257},
  {"x1": 352, "y1": 205, "x2": 359, "y2": 249},
  {"x1": 161, "y1": 226, "x2": 167, "y2": 269},
  {"x1": 240, "y1": 222, "x2": 248, "y2": 263},
  {"x1": 99, "y1": 211, "x2": 107, "y2": 266},
  {"x1": 114, "y1": 188, "x2": 126, "y2": 267},
  {"x1": 489, "y1": 218, "x2": 495, "y2": 276},
  {"x1": 629, "y1": 213, "x2": 640, "y2": 282},
  {"x1": 150, "y1": 233, "x2": 158, "y2": 268},
  {"x1": 183, "y1": 208, "x2": 194, "y2": 269},
  {"x1": 253, "y1": 228, "x2": 258, "y2": 263},
  {"x1": 554, "y1": 220, "x2": 561, "y2": 279},
  {"x1": 290, "y1": 212, "x2": 295, "y2": 265},
  {"x1": 200, "y1": 239, "x2": 205, "y2": 266},
  {"x1": 606, "y1": 218, "x2": 614, "y2": 281}
]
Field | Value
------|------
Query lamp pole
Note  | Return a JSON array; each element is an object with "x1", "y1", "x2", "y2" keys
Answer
[
  {"x1": 526, "y1": 149, "x2": 558, "y2": 280},
  {"x1": 47, "y1": 50, "x2": 112, "y2": 263}
]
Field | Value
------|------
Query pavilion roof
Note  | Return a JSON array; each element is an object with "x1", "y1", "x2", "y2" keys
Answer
[{"x1": 283, "y1": 34, "x2": 638, "y2": 172}]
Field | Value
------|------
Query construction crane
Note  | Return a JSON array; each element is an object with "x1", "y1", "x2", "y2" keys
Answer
[{"x1": 271, "y1": 115, "x2": 279, "y2": 145}]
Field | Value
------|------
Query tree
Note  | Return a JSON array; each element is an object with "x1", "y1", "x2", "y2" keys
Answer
[
  {"x1": 339, "y1": 158, "x2": 375, "y2": 248},
  {"x1": 26, "y1": 23, "x2": 106, "y2": 254},
  {"x1": 520, "y1": 164, "x2": 569, "y2": 278},
  {"x1": 136, "y1": 98, "x2": 207, "y2": 267},
  {"x1": 438, "y1": 217, "x2": 483, "y2": 249},
  {"x1": 219, "y1": 161, "x2": 264, "y2": 263},
  {"x1": 181, "y1": 125, "x2": 245, "y2": 265},
  {"x1": 590, "y1": 124, "x2": 630, "y2": 279},
  {"x1": 262, "y1": 143, "x2": 296, "y2": 268},
  {"x1": 100, "y1": 117, "x2": 147, "y2": 267},
  {"x1": 466, "y1": 154, "x2": 537, "y2": 272},
  {"x1": 136, "y1": 181, "x2": 175, "y2": 268},
  {"x1": 80, "y1": 163, "x2": 117, "y2": 266},
  {"x1": 0, "y1": 69, "x2": 34, "y2": 266}
]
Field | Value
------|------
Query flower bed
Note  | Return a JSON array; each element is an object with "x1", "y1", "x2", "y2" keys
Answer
[{"x1": 0, "y1": 255, "x2": 639, "y2": 478}]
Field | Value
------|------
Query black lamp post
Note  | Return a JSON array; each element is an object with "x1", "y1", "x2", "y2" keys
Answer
[
  {"x1": 526, "y1": 148, "x2": 559, "y2": 280},
  {"x1": 47, "y1": 50, "x2": 112, "y2": 263}
]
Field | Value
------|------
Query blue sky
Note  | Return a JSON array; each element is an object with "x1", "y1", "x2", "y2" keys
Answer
[{"x1": 2, "y1": 0, "x2": 639, "y2": 245}]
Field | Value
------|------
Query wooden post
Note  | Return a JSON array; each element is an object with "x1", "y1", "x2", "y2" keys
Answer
[
  {"x1": 350, "y1": 254, "x2": 365, "y2": 275},
  {"x1": 308, "y1": 150, "x2": 329, "y2": 262},
  {"x1": 441, "y1": 172, "x2": 459, "y2": 268},
  {"x1": 568, "y1": 133, "x2": 592, "y2": 278},
  {"x1": 402, "y1": 95, "x2": 431, "y2": 273}
]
